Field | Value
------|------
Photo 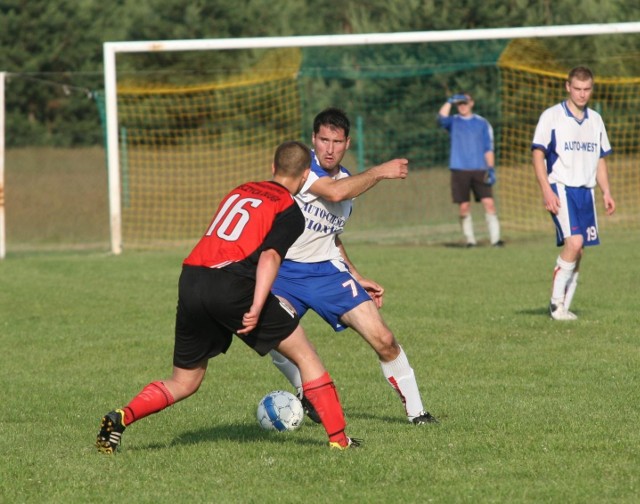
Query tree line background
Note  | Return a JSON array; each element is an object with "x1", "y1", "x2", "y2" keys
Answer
[{"x1": 1, "y1": 0, "x2": 639, "y2": 147}]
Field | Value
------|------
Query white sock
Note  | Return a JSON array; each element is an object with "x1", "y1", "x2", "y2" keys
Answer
[
  {"x1": 269, "y1": 350, "x2": 302, "y2": 396},
  {"x1": 460, "y1": 215, "x2": 476, "y2": 245},
  {"x1": 551, "y1": 257, "x2": 576, "y2": 305},
  {"x1": 564, "y1": 271, "x2": 579, "y2": 310},
  {"x1": 485, "y1": 212, "x2": 501, "y2": 244},
  {"x1": 380, "y1": 346, "x2": 425, "y2": 419}
]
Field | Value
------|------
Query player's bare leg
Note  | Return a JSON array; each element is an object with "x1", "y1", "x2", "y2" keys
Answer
[
  {"x1": 276, "y1": 325, "x2": 359, "y2": 448},
  {"x1": 269, "y1": 296, "x2": 322, "y2": 423},
  {"x1": 275, "y1": 326, "x2": 326, "y2": 383},
  {"x1": 340, "y1": 300, "x2": 438, "y2": 424},
  {"x1": 270, "y1": 348, "x2": 322, "y2": 424},
  {"x1": 96, "y1": 362, "x2": 207, "y2": 453}
]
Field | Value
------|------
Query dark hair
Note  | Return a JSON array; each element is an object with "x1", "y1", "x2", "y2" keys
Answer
[
  {"x1": 568, "y1": 66, "x2": 594, "y2": 82},
  {"x1": 313, "y1": 107, "x2": 350, "y2": 137},
  {"x1": 273, "y1": 140, "x2": 311, "y2": 177}
]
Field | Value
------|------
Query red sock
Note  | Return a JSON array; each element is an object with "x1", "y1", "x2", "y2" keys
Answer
[
  {"x1": 303, "y1": 372, "x2": 348, "y2": 447},
  {"x1": 122, "y1": 381, "x2": 175, "y2": 425}
]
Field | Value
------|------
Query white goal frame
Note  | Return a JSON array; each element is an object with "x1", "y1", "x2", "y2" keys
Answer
[
  {"x1": 1, "y1": 71, "x2": 6, "y2": 259},
  {"x1": 102, "y1": 22, "x2": 640, "y2": 255}
]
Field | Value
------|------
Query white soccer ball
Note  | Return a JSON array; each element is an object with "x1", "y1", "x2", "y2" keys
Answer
[{"x1": 256, "y1": 390, "x2": 305, "y2": 431}]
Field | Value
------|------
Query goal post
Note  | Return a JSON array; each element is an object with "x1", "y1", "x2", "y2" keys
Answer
[
  {"x1": 103, "y1": 22, "x2": 640, "y2": 254},
  {"x1": 0, "y1": 71, "x2": 5, "y2": 259}
]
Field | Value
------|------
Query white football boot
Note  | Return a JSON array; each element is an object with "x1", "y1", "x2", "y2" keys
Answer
[{"x1": 549, "y1": 302, "x2": 578, "y2": 321}]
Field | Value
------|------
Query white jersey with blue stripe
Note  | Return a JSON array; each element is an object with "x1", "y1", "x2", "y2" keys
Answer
[
  {"x1": 531, "y1": 101, "x2": 612, "y2": 188},
  {"x1": 284, "y1": 151, "x2": 353, "y2": 263}
]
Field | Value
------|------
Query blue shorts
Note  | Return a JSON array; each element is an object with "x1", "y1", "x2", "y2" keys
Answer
[
  {"x1": 272, "y1": 259, "x2": 372, "y2": 332},
  {"x1": 550, "y1": 184, "x2": 600, "y2": 247}
]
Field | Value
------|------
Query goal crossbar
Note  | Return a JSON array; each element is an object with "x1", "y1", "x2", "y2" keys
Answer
[{"x1": 103, "y1": 22, "x2": 640, "y2": 254}]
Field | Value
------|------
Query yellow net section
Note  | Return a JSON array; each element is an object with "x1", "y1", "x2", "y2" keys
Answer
[
  {"x1": 498, "y1": 39, "x2": 640, "y2": 234},
  {"x1": 113, "y1": 41, "x2": 639, "y2": 248},
  {"x1": 116, "y1": 49, "x2": 302, "y2": 248}
]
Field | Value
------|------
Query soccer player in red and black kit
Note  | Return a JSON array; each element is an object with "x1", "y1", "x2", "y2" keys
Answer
[{"x1": 96, "y1": 141, "x2": 360, "y2": 452}]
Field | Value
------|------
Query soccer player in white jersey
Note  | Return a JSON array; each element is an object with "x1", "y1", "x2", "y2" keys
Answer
[
  {"x1": 270, "y1": 107, "x2": 438, "y2": 425},
  {"x1": 532, "y1": 66, "x2": 616, "y2": 321}
]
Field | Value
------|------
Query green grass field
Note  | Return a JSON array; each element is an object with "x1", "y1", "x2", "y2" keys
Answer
[{"x1": 1, "y1": 234, "x2": 638, "y2": 503}]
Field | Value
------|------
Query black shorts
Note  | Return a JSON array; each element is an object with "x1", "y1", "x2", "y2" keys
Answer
[
  {"x1": 450, "y1": 169, "x2": 493, "y2": 203},
  {"x1": 173, "y1": 265, "x2": 299, "y2": 368}
]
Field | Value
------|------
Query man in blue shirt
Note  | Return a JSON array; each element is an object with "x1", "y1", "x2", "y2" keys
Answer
[{"x1": 438, "y1": 93, "x2": 503, "y2": 247}]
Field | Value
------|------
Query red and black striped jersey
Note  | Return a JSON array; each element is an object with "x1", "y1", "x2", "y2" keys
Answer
[{"x1": 183, "y1": 181, "x2": 304, "y2": 278}]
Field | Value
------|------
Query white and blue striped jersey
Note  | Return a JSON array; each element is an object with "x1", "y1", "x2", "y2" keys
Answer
[
  {"x1": 438, "y1": 113, "x2": 494, "y2": 170},
  {"x1": 283, "y1": 151, "x2": 353, "y2": 263},
  {"x1": 532, "y1": 101, "x2": 612, "y2": 188}
]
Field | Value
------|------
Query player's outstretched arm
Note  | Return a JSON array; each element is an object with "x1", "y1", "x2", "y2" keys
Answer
[
  {"x1": 238, "y1": 248, "x2": 282, "y2": 335},
  {"x1": 310, "y1": 158, "x2": 408, "y2": 203}
]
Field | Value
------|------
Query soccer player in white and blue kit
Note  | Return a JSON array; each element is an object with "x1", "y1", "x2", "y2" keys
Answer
[
  {"x1": 270, "y1": 108, "x2": 438, "y2": 425},
  {"x1": 532, "y1": 66, "x2": 616, "y2": 321}
]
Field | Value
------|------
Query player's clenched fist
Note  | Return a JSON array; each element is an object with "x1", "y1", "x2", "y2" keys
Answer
[{"x1": 374, "y1": 158, "x2": 409, "y2": 180}]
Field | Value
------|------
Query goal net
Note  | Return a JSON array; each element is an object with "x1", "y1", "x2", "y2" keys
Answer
[
  {"x1": 498, "y1": 38, "x2": 640, "y2": 232},
  {"x1": 97, "y1": 49, "x2": 303, "y2": 247},
  {"x1": 99, "y1": 25, "x2": 640, "y2": 253}
]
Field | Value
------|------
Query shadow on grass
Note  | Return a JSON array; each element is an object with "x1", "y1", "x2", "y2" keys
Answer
[
  {"x1": 345, "y1": 410, "x2": 447, "y2": 425},
  {"x1": 517, "y1": 307, "x2": 550, "y2": 316},
  {"x1": 130, "y1": 412, "x2": 434, "y2": 452},
  {"x1": 131, "y1": 423, "x2": 323, "y2": 452},
  {"x1": 442, "y1": 240, "x2": 509, "y2": 248},
  {"x1": 516, "y1": 306, "x2": 581, "y2": 318},
  {"x1": 443, "y1": 242, "x2": 469, "y2": 248}
]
